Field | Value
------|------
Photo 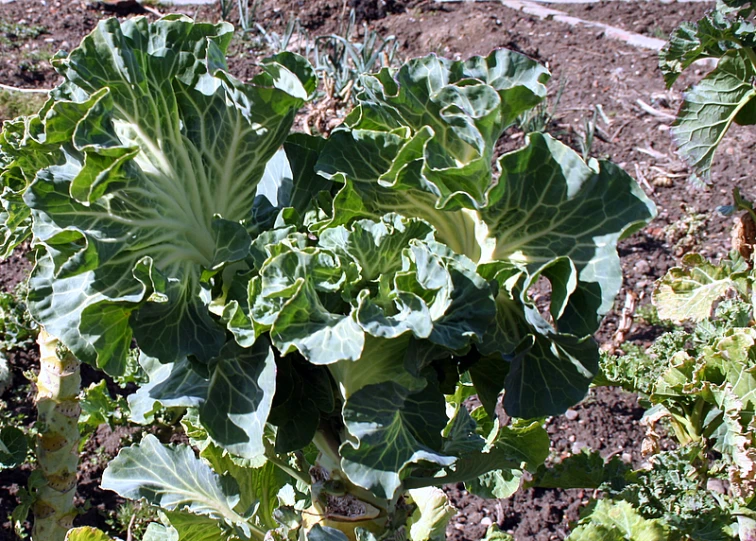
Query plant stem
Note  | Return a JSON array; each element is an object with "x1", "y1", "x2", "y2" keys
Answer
[
  {"x1": 744, "y1": 47, "x2": 756, "y2": 70},
  {"x1": 313, "y1": 428, "x2": 341, "y2": 471},
  {"x1": 263, "y1": 440, "x2": 312, "y2": 486},
  {"x1": 32, "y1": 329, "x2": 80, "y2": 541},
  {"x1": 311, "y1": 428, "x2": 388, "y2": 513},
  {"x1": 690, "y1": 398, "x2": 706, "y2": 439}
]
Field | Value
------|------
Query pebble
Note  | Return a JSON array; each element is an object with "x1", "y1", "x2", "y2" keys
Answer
[
  {"x1": 621, "y1": 452, "x2": 633, "y2": 463},
  {"x1": 481, "y1": 517, "x2": 493, "y2": 527},
  {"x1": 564, "y1": 409, "x2": 578, "y2": 421},
  {"x1": 635, "y1": 259, "x2": 650, "y2": 274},
  {"x1": 571, "y1": 440, "x2": 588, "y2": 454}
]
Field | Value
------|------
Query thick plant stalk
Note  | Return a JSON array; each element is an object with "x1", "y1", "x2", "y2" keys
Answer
[{"x1": 33, "y1": 329, "x2": 80, "y2": 541}]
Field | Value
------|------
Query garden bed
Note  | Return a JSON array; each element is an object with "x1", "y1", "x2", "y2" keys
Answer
[{"x1": 1, "y1": 0, "x2": 753, "y2": 539}]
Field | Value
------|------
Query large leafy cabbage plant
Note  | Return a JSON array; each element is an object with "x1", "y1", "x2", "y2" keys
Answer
[{"x1": 0, "y1": 15, "x2": 654, "y2": 541}]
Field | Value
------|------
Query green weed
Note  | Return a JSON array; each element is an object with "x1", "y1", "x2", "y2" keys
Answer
[
  {"x1": 0, "y1": 21, "x2": 46, "y2": 47},
  {"x1": 104, "y1": 501, "x2": 160, "y2": 540},
  {"x1": 0, "y1": 89, "x2": 47, "y2": 121},
  {"x1": 517, "y1": 78, "x2": 566, "y2": 134}
]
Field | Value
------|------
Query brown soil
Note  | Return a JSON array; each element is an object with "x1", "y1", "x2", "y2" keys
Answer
[{"x1": 1, "y1": 0, "x2": 751, "y2": 539}]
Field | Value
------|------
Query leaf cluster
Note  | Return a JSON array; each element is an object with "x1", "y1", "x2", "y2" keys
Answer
[
  {"x1": 591, "y1": 251, "x2": 756, "y2": 539},
  {"x1": 660, "y1": 0, "x2": 756, "y2": 182}
]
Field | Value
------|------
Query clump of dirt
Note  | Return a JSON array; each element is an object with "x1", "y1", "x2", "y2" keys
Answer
[{"x1": 348, "y1": 0, "x2": 411, "y2": 22}]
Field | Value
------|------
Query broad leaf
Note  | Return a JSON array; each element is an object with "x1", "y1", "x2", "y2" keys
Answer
[
  {"x1": 308, "y1": 525, "x2": 350, "y2": 541},
  {"x1": 102, "y1": 434, "x2": 245, "y2": 523},
  {"x1": 340, "y1": 381, "x2": 454, "y2": 499},
  {"x1": 142, "y1": 523, "x2": 179, "y2": 541},
  {"x1": 529, "y1": 450, "x2": 630, "y2": 490},
  {"x1": 2, "y1": 17, "x2": 314, "y2": 375},
  {"x1": 0, "y1": 426, "x2": 27, "y2": 469},
  {"x1": 79, "y1": 380, "x2": 125, "y2": 431},
  {"x1": 404, "y1": 419, "x2": 549, "y2": 490},
  {"x1": 485, "y1": 134, "x2": 654, "y2": 329},
  {"x1": 480, "y1": 264, "x2": 600, "y2": 418},
  {"x1": 653, "y1": 253, "x2": 749, "y2": 323},
  {"x1": 250, "y1": 245, "x2": 365, "y2": 364},
  {"x1": 670, "y1": 50, "x2": 756, "y2": 181},
  {"x1": 481, "y1": 526, "x2": 514, "y2": 541},
  {"x1": 128, "y1": 340, "x2": 276, "y2": 459},
  {"x1": 502, "y1": 330, "x2": 599, "y2": 419},
  {"x1": 567, "y1": 500, "x2": 670, "y2": 541},
  {"x1": 163, "y1": 511, "x2": 236, "y2": 541},
  {"x1": 466, "y1": 469, "x2": 522, "y2": 500},
  {"x1": 660, "y1": 10, "x2": 756, "y2": 86},
  {"x1": 268, "y1": 355, "x2": 333, "y2": 453}
]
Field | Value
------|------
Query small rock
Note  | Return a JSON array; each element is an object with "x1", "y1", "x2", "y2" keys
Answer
[
  {"x1": 481, "y1": 517, "x2": 493, "y2": 527},
  {"x1": 44, "y1": 38, "x2": 55, "y2": 43},
  {"x1": 621, "y1": 452, "x2": 633, "y2": 463},
  {"x1": 568, "y1": 434, "x2": 576, "y2": 443},
  {"x1": 564, "y1": 409, "x2": 578, "y2": 421},
  {"x1": 571, "y1": 440, "x2": 588, "y2": 454},
  {"x1": 635, "y1": 259, "x2": 650, "y2": 274}
]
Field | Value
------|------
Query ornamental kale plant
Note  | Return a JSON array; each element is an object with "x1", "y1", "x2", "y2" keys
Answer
[
  {"x1": 525, "y1": 260, "x2": 756, "y2": 540},
  {"x1": 0, "y1": 15, "x2": 654, "y2": 541},
  {"x1": 572, "y1": 264, "x2": 756, "y2": 541}
]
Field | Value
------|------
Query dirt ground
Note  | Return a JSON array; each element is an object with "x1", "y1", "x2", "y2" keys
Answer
[{"x1": 1, "y1": 0, "x2": 753, "y2": 539}]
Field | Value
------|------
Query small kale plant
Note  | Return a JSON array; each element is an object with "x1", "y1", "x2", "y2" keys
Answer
[
  {"x1": 0, "y1": 15, "x2": 654, "y2": 541},
  {"x1": 574, "y1": 268, "x2": 756, "y2": 541},
  {"x1": 529, "y1": 262, "x2": 756, "y2": 540}
]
